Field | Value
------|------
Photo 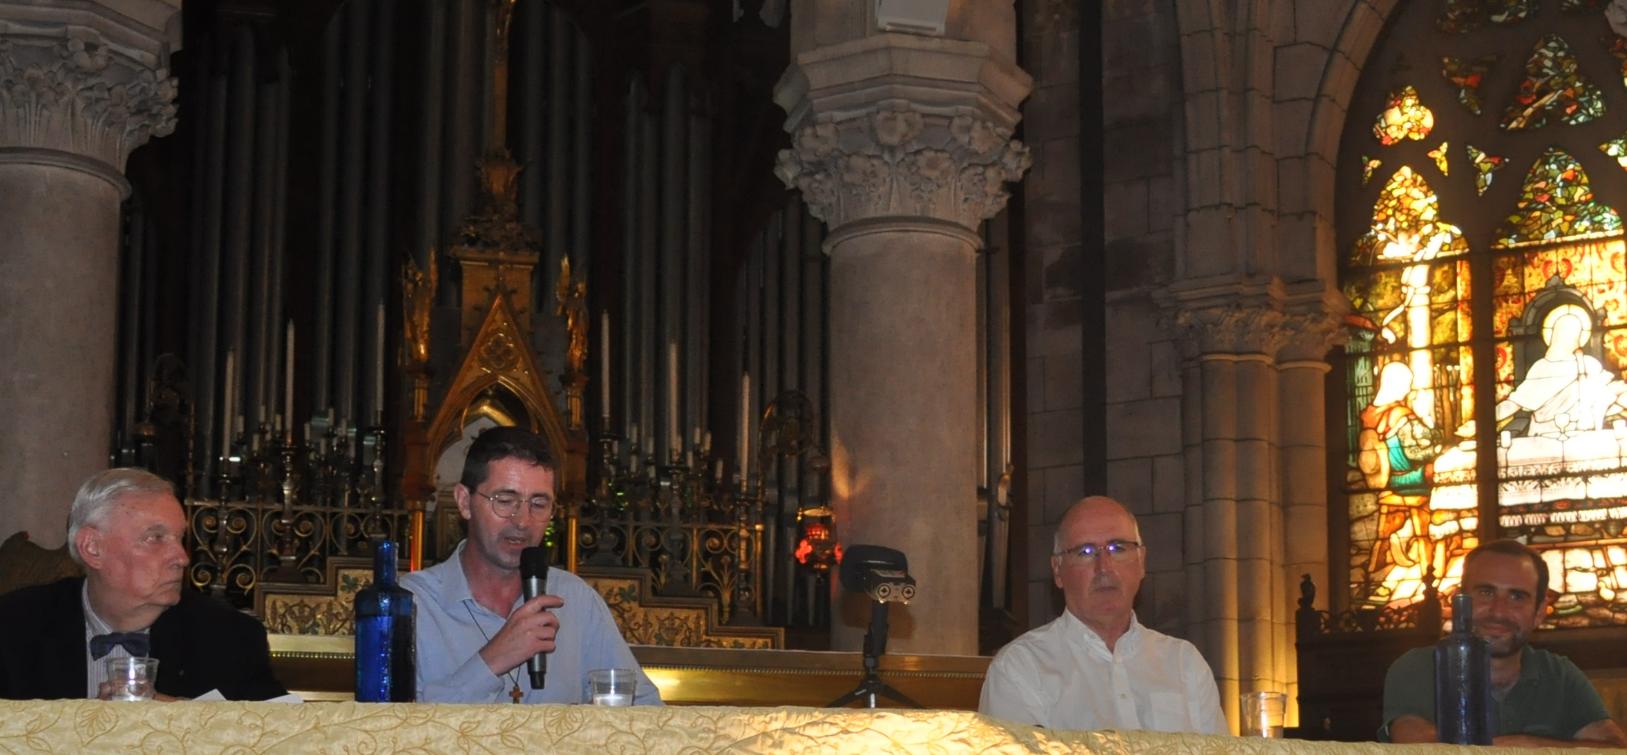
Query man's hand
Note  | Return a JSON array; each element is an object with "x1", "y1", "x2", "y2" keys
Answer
[
  {"x1": 1386, "y1": 714, "x2": 1438, "y2": 743},
  {"x1": 478, "y1": 593, "x2": 566, "y2": 677}
]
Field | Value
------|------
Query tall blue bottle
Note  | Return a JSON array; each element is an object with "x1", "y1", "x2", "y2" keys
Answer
[
  {"x1": 355, "y1": 540, "x2": 416, "y2": 702},
  {"x1": 1434, "y1": 592, "x2": 1492, "y2": 744}
]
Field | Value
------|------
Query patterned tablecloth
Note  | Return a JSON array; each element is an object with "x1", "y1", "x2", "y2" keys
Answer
[{"x1": 0, "y1": 700, "x2": 1564, "y2": 754}]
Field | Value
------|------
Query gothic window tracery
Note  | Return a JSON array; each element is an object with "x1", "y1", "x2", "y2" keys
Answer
[{"x1": 1339, "y1": 0, "x2": 1627, "y2": 627}]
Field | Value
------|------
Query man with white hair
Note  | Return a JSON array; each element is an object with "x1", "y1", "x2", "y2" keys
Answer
[
  {"x1": 0, "y1": 468, "x2": 285, "y2": 700},
  {"x1": 979, "y1": 496, "x2": 1226, "y2": 733}
]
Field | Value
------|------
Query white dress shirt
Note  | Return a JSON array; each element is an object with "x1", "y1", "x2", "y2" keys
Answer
[{"x1": 979, "y1": 610, "x2": 1227, "y2": 734}]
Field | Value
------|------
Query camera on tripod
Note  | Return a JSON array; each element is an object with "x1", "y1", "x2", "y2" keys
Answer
[{"x1": 827, "y1": 544, "x2": 922, "y2": 709}]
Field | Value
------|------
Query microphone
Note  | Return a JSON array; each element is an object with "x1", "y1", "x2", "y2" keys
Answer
[{"x1": 520, "y1": 546, "x2": 550, "y2": 690}]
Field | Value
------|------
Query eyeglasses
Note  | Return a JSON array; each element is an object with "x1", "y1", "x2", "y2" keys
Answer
[
  {"x1": 1055, "y1": 539, "x2": 1142, "y2": 563},
  {"x1": 475, "y1": 490, "x2": 554, "y2": 520}
]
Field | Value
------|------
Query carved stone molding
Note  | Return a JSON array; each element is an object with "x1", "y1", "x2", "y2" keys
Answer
[
  {"x1": 775, "y1": 106, "x2": 1031, "y2": 231},
  {"x1": 0, "y1": 32, "x2": 178, "y2": 171}
]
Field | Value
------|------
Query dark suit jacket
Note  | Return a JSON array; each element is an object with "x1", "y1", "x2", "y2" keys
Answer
[{"x1": 0, "y1": 577, "x2": 287, "y2": 700}]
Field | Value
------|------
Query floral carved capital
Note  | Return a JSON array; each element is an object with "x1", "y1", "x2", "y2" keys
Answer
[
  {"x1": 774, "y1": 106, "x2": 1032, "y2": 232},
  {"x1": 1276, "y1": 310, "x2": 1347, "y2": 363},
  {"x1": 1173, "y1": 304, "x2": 1288, "y2": 358},
  {"x1": 0, "y1": 33, "x2": 178, "y2": 170}
]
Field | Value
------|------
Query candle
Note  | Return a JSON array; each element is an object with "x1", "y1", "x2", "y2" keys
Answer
[
  {"x1": 600, "y1": 312, "x2": 611, "y2": 421},
  {"x1": 284, "y1": 320, "x2": 295, "y2": 442},
  {"x1": 702, "y1": 431, "x2": 712, "y2": 456},
  {"x1": 220, "y1": 351, "x2": 235, "y2": 458},
  {"x1": 738, "y1": 371, "x2": 750, "y2": 478},
  {"x1": 629, "y1": 421, "x2": 640, "y2": 451},
  {"x1": 667, "y1": 342, "x2": 680, "y2": 456},
  {"x1": 375, "y1": 302, "x2": 385, "y2": 418}
]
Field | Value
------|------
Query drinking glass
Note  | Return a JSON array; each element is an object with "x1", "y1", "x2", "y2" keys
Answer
[
  {"x1": 106, "y1": 657, "x2": 158, "y2": 702},
  {"x1": 1241, "y1": 690, "x2": 1286, "y2": 737},
  {"x1": 586, "y1": 668, "x2": 636, "y2": 706}
]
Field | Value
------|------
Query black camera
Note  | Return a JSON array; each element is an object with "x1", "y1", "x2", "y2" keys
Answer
[{"x1": 839, "y1": 544, "x2": 917, "y2": 604}]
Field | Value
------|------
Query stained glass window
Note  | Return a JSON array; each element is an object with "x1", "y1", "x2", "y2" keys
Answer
[
  {"x1": 1437, "y1": 0, "x2": 1540, "y2": 33},
  {"x1": 1341, "y1": 0, "x2": 1627, "y2": 627},
  {"x1": 1608, "y1": 35, "x2": 1627, "y2": 90},
  {"x1": 1603, "y1": 135, "x2": 1627, "y2": 172},
  {"x1": 1501, "y1": 35, "x2": 1606, "y2": 130},
  {"x1": 1467, "y1": 144, "x2": 1508, "y2": 195},
  {"x1": 1442, "y1": 56, "x2": 1498, "y2": 115},
  {"x1": 1429, "y1": 142, "x2": 1451, "y2": 175},
  {"x1": 1373, "y1": 86, "x2": 1436, "y2": 145},
  {"x1": 1494, "y1": 148, "x2": 1622, "y2": 247}
]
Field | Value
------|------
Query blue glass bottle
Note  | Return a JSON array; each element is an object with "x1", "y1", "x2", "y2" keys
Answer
[
  {"x1": 355, "y1": 539, "x2": 415, "y2": 702},
  {"x1": 1434, "y1": 592, "x2": 1492, "y2": 744}
]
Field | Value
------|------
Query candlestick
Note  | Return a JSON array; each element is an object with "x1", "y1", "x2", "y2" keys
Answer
[
  {"x1": 600, "y1": 312, "x2": 611, "y2": 421},
  {"x1": 284, "y1": 320, "x2": 295, "y2": 442},
  {"x1": 738, "y1": 371, "x2": 750, "y2": 478},
  {"x1": 374, "y1": 302, "x2": 385, "y2": 418},
  {"x1": 667, "y1": 342, "x2": 680, "y2": 454},
  {"x1": 220, "y1": 351, "x2": 235, "y2": 458}
]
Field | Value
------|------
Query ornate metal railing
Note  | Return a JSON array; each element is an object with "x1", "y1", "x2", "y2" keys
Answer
[
  {"x1": 181, "y1": 420, "x2": 414, "y2": 605},
  {"x1": 572, "y1": 437, "x2": 767, "y2": 624}
]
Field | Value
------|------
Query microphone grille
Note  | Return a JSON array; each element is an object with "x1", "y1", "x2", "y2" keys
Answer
[{"x1": 520, "y1": 546, "x2": 550, "y2": 576}]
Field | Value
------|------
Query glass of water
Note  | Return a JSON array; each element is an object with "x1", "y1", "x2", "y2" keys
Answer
[
  {"x1": 105, "y1": 657, "x2": 158, "y2": 701},
  {"x1": 586, "y1": 668, "x2": 636, "y2": 706},
  {"x1": 1241, "y1": 690, "x2": 1286, "y2": 737}
]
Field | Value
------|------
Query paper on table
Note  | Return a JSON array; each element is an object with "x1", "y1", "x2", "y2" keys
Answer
[{"x1": 193, "y1": 689, "x2": 303, "y2": 703}]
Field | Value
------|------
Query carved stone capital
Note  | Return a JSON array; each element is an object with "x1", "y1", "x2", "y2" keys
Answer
[
  {"x1": 1173, "y1": 304, "x2": 1287, "y2": 358},
  {"x1": 772, "y1": 34, "x2": 1033, "y2": 234},
  {"x1": 774, "y1": 106, "x2": 1031, "y2": 231},
  {"x1": 1276, "y1": 310, "x2": 1347, "y2": 364},
  {"x1": 0, "y1": 8, "x2": 180, "y2": 173}
]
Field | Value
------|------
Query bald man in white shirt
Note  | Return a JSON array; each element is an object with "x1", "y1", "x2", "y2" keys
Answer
[{"x1": 979, "y1": 496, "x2": 1226, "y2": 733}]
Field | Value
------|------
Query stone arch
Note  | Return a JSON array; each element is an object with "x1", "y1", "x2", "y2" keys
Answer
[{"x1": 1273, "y1": 0, "x2": 1402, "y2": 285}]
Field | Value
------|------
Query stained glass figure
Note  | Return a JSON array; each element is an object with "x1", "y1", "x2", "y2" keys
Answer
[
  {"x1": 1467, "y1": 144, "x2": 1507, "y2": 195},
  {"x1": 1607, "y1": 35, "x2": 1627, "y2": 90},
  {"x1": 1363, "y1": 155, "x2": 1384, "y2": 185},
  {"x1": 1493, "y1": 147, "x2": 1622, "y2": 247},
  {"x1": 1429, "y1": 142, "x2": 1451, "y2": 175},
  {"x1": 1501, "y1": 35, "x2": 1607, "y2": 130},
  {"x1": 1374, "y1": 86, "x2": 1437, "y2": 145},
  {"x1": 1441, "y1": 55, "x2": 1498, "y2": 115},
  {"x1": 1602, "y1": 135, "x2": 1627, "y2": 172}
]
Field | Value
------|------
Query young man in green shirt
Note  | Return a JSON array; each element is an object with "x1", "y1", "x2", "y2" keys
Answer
[{"x1": 1380, "y1": 539, "x2": 1626, "y2": 747}]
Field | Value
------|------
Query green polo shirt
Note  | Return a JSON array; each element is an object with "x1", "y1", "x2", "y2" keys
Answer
[{"x1": 1380, "y1": 645, "x2": 1611, "y2": 741}]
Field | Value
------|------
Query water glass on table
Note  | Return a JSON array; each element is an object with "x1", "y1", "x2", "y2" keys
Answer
[
  {"x1": 1241, "y1": 690, "x2": 1286, "y2": 737},
  {"x1": 105, "y1": 657, "x2": 159, "y2": 701},
  {"x1": 586, "y1": 668, "x2": 636, "y2": 707}
]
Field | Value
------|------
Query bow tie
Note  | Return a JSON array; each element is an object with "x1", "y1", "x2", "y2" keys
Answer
[{"x1": 89, "y1": 632, "x2": 150, "y2": 660}]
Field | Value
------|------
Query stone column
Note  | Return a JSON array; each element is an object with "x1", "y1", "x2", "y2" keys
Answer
[
  {"x1": 0, "y1": 1, "x2": 179, "y2": 546},
  {"x1": 775, "y1": 23, "x2": 1031, "y2": 654},
  {"x1": 1274, "y1": 304, "x2": 1343, "y2": 726},
  {"x1": 1172, "y1": 297, "x2": 1285, "y2": 731}
]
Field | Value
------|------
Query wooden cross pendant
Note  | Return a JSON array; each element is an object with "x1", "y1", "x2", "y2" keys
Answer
[{"x1": 510, "y1": 684, "x2": 524, "y2": 704}]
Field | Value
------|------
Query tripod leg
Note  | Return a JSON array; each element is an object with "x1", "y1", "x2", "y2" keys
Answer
[{"x1": 872, "y1": 681, "x2": 924, "y2": 709}]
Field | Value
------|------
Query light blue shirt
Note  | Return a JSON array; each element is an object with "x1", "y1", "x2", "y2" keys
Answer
[{"x1": 401, "y1": 541, "x2": 662, "y2": 705}]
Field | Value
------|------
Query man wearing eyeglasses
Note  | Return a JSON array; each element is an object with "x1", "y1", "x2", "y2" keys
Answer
[
  {"x1": 979, "y1": 496, "x2": 1225, "y2": 733},
  {"x1": 402, "y1": 426, "x2": 661, "y2": 704}
]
